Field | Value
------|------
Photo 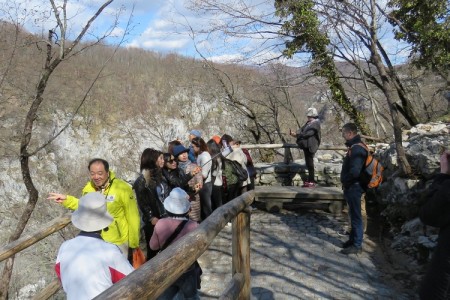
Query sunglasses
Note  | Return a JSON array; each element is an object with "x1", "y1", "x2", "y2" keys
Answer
[{"x1": 166, "y1": 159, "x2": 176, "y2": 164}]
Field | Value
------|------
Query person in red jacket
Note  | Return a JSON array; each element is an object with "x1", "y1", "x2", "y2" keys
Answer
[{"x1": 55, "y1": 192, "x2": 134, "y2": 299}]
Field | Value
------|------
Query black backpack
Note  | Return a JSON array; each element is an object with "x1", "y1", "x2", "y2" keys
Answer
[{"x1": 224, "y1": 158, "x2": 248, "y2": 182}]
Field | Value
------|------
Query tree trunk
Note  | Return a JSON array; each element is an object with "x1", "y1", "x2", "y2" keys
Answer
[
  {"x1": 0, "y1": 70, "x2": 51, "y2": 299},
  {"x1": 369, "y1": 0, "x2": 411, "y2": 176}
]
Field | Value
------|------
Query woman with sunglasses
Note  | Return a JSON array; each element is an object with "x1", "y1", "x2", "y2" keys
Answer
[{"x1": 161, "y1": 153, "x2": 200, "y2": 195}]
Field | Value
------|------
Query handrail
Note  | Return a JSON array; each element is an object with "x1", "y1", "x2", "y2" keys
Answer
[
  {"x1": 0, "y1": 213, "x2": 72, "y2": 262},
  {"x1": 241, "y1": 143, "x2": 347, "y2": 150},
  {"x1": 95, "y1": 190, "x2": 255, "y2": 299}
]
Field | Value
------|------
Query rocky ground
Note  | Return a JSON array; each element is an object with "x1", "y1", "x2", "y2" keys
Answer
[{"x1": 363, "y1": 202, "x2": 426, "y2": 296}]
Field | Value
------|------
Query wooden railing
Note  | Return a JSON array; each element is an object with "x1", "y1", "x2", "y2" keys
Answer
[
  {"x1": 0, "y1": 214, "x2": 72, "y2": 299},
  {"x1": 241, "y1": 143, "x2": 348, "y2": 164},
  {"x1": 0, "y1": 191, "x2": 255, "y2": 300},
  {"x1": 96, "y1": 190, "x2": 254, "y2": 299}
]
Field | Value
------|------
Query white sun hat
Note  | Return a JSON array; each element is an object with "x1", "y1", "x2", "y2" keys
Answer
[
  {"x1": 164, "y1": 188, "x2": 191, "y2": 215},
  {"x1": 71, "y1": 192, "x2": 113, "y2": 232},
  {"x1": 306, "y1": 107, "x2": 318, "y2": 117}
]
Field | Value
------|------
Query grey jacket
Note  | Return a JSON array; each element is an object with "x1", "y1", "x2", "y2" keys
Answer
[{"x1": 296, "y1": 119, "x2": 321, "y2": 153}]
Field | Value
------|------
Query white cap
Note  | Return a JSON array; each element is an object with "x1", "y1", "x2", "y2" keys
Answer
[{"x1": 306, "y1": 107, "x2": 318, "y2": 117}]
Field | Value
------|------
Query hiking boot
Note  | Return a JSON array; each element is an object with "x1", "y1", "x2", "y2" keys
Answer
[
  {"x1": 340, "y1": 245, "x2": 362, "y2": 255},
  {"x1": 342, "y1": 240, "x2": 353, "y2": 248}
]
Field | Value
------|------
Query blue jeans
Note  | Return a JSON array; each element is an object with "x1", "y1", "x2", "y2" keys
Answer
[{"x1": 344, "y1": 183, "x2": 364, "y2": 248}]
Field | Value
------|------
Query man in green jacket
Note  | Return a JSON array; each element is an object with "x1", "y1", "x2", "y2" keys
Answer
[{"x1": 48, "y1": 158, "x2": 140, "y2": 258}]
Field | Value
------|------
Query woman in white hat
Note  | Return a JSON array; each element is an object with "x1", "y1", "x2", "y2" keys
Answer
[
  {"x1": 150, "y1": 188, "x2": 200, "y2": 300},
  {"x1": 289, "y1": 107, "x2": 321, "y2": 187}
]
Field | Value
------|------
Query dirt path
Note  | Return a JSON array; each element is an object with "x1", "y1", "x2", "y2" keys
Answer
[{"x1": 361, "y1": 203, "x2": 424, "y2": 299}]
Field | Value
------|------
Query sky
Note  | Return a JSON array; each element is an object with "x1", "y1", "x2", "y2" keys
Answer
[
  {"x1": 0, "y1": 0, "x2": 409, "y2": 65},
  {"x1": 0, "y1": 0, "x2": 286, "y2": 64}
]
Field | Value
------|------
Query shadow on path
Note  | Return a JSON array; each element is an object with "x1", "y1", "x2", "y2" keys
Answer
[{"x1": 198, "y1": 201, "x2": 419, "y2": 299}]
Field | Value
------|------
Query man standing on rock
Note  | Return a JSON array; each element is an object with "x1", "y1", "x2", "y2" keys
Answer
[
  {"x1": 48, "y1": 158, "x2": 141, "y2": 259},
  {"x1": 340, "y1": 123, "x2": 366, "y2": 255}
]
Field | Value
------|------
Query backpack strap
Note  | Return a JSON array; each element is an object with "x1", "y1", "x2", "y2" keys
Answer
[
  {"x1": 349, "y1": 142, "x2": 369, "y2": 155},
  {"x1": 349, "y1": 142, "x2": 373, "y2": 167},
  {"x1": 160, "y1": 220, "x2": 188, "y2": 251}
]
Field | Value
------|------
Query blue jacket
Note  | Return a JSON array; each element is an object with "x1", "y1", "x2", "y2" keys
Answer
[{"x1": 340, "y1": 135, "x2": 367, "y2": 189}]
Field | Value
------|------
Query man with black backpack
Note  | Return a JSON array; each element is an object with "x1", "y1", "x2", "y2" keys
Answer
[{"x1": 340, "y1": 123, "x2": 366, "y2": 255}]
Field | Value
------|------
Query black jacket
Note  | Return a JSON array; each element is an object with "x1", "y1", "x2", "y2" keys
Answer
[
  {"x1": 340, "y1": 135, "x2": 367, "y2": 189},
  {"x1": 162, "y1": 168, "x2": 194, "y2": 196},
  {"x1": 296, "y1": 119, "x2": 321, "y2": 153},
  {"x1": 133, "y1": 168, "x2": 166, "y2": 224},
  {"x1": 419, "y1": 173, "x2": 450, "y2": 299}
]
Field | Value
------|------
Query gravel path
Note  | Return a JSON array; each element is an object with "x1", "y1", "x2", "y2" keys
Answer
[{"x1": 198, "y1": 206, "x2": 418, "y2": 299}]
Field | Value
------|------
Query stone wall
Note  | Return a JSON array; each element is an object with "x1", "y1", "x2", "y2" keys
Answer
[{"x1": 254, "y1": 159, "x2": 342, "y2": 187}]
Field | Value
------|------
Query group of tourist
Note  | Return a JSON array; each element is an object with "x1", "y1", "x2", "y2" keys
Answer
[
  {"x1": 133, "y1": 131, "x2": 255, "y2": 261},
  {"x1": 47, "y1": 131, "x2": 255, "y2": 299},
  {"x1": 46, "y1": 106, "x2": 450, "y2": 299}
]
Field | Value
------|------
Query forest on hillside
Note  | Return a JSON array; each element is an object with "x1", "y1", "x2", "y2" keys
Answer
[{"x1": 1, "y1": 20, "x2": 447, "y2": 159}]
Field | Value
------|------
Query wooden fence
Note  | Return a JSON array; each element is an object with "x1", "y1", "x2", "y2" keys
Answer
[{"x1": 0, "y1": 191, "x2": 255, "y2": 300}]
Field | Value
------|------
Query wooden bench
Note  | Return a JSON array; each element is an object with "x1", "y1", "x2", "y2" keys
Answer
[{"x1": 254, "y1": 186, "x2": 344, "y2": 215}]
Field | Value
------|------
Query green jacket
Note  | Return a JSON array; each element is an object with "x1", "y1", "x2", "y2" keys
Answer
[{"x1": 63, "y1": 171, "x2": 140, "y2": 248}]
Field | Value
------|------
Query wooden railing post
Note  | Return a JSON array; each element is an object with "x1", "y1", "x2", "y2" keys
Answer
[
  {"x1": 232, "y1": 207, "x2": 251, "y2": 300},
  {"x1": 284, "y1": 147, "x2": 292, "y2": 164}
]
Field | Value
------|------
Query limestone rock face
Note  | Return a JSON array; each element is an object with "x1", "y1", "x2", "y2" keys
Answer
[
  {"x1": 377, "y1": 122, "x2": 449, "y2": 263},
  {"x1": 378, "y1": 122, "x2": 448, "y2": 211}
]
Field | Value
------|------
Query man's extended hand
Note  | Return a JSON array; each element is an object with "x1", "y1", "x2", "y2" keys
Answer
[{"x1": 47, "y1": 192, "x2": 67, "y2": 204}]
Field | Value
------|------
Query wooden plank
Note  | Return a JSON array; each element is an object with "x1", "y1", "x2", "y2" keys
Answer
[
  {"x1": 32, "y1": 279, "x2": 61, "y2": 300},
  {"x1": 241, "y1": 143, "x2": 347, "y2": 151},
  {"x1": 255, "y1": 186, "x2": 343, "y2": 200},
  {"x1": 0, "y1": 213, "x2": 72, "y2": 262},
  {"x1": 255, "y1": 186, "x2": 344, "y2": 214},
  {"x1": 232, "y1": 211, "x2": 250, "y2": 300}
]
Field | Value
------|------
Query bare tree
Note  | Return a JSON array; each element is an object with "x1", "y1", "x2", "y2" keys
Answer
[
  {"x1": 185, "y1": 0, "x2": 448, "y2": 173},
  {"x1": 0, "y1": 1, "x2": 128, "y2": 297},
  {"x1": 185, "y1": 0, "x2": 373, "y2": 133}
]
